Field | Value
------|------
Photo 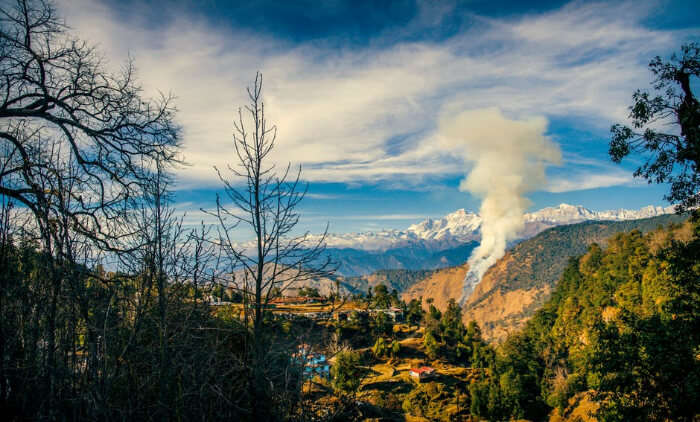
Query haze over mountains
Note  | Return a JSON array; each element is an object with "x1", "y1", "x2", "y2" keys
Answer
[{"x1": 321, "y1": 203, "x2": 674, "y2": 276}]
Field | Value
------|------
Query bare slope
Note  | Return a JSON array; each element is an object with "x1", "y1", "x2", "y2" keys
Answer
[{"x1": 399, "y1": 264, "x2": 469, "y2": 313}]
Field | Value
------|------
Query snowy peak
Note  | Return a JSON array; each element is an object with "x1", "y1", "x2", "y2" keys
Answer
[
  {"x1": 407, "y1": 208, "x2": 481, "y2": 241},
  {"x1": 596, "y1": 205, "x2": 675, "y2": 221},
  {"x1": 524, "y1": 203, "x2": 675, "y2": 224},
  {"x1": 322, "y1": 203, "x2": 675, "y2": 251},
  {"x1": 525, "y1": 203, "x2": 596, "y2": 224}
]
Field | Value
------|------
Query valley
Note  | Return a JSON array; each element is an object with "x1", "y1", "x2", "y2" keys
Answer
[{"x1": 273, "y1": 214, "x2": 699, "y2": 421}]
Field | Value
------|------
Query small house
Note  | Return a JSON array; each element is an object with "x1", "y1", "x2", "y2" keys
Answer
[
  {"x1": 409, "y1": 366, "x2": 435, "y2": 381},
  {"x1": 388, "y1": 306, "x2": 404, "y2": 322},
  {"x1": 371, "y1": 307, "x2": 404, "y2": 322}
]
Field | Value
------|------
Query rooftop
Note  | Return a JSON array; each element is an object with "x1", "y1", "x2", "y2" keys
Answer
[{"x1": 410, "y1": 366, "x2": 434, "y2": 374}]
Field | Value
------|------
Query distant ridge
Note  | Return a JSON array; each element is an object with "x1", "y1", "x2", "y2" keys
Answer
[{"x1": 318, "y1": 204, "x2": 675, "y2": 276}]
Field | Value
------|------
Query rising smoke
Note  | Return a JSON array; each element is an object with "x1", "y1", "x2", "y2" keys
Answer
[{"x1": 439, "y1": 108, "x2": 561, "y2": 305}]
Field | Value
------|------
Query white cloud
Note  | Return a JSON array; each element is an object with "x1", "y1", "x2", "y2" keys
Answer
[
  {"x1": 547, "y1": 170, "x2": 635, "y2": 193},
  {"x1": 55, "y1": 0, "x2": 686, "y2": 189},
  {"x1": 304, "y1": 193, "x2": 341, "y2": 200}
]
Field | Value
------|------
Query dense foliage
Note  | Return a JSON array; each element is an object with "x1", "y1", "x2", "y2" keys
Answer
[
  {"x1": 472, "y1": 221, "x2": 700, "y2": 421},
  {"x1": 0, "y1": 239, "x2": 308, "y2": 420},
  {"x1": 330, "y1": 350, "x2": 364, "y2": 394},
  {"x1": 422, "y1": 298, "x2": 493, "y2": 368},
  {"x1": 610, "y1": 43, "x2": 700, "y2": 212}
]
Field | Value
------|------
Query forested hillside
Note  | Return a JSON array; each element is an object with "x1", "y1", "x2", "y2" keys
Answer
[
  {"x1": 468, "y1": 220, "x2": 700, "y2": 421},
  {"x1": 287, "y1": 220, "x2": 700, "y2": 421},
  {"x1": 492, "y1": 213, "x2": 689, "y2": 292}
]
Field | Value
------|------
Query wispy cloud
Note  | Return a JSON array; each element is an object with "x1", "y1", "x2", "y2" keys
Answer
[
  {"x1": 304, "y1": 193, "x2": 341, "y2": 200},
  {"x1": 56, "y1": 0, "x2": 689, "y2": 190},
  {"x1": 547, "y1": 171, "x2": 635, "y2": 193}
]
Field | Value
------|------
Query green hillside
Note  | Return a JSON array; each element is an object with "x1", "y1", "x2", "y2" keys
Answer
[
  {"x1": 463, "y1": 214, "x2": 690, "y2": 341},
  {"x1": 469, "y1": 219, "x2": 700, "y2": 421},
  {"x1": 499, "y1": 213, "x2": 687, "y2": 293}
]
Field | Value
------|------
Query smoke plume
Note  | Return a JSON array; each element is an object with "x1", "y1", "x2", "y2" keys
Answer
[{"x1": 439, "y1": 108, "x2": 561, "y2": 305}]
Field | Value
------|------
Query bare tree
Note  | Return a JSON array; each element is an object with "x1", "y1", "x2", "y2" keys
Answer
[
  {"x1": 0, "y1": 1, "x2": 272, "y2": 420},
  {"x1": 210, "y1": 72, "x2": 334, "y2": 418},
  {"x1": 0, "y1": 0, "x2": 180, "y2": 254},
  {"x1": 212, "y1": 72, "x2": 333, "y2": 333},
  {"x1": 0, "y1": 0, "x2": 179, "y2": 416}
]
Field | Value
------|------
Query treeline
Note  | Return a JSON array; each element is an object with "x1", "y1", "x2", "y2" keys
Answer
[
  {"x1": 470, "y1": 221, "x2": 700, "y2": 421},
  {"x1": 0, "y1": 238, "x2": 260, "y2": 420}
]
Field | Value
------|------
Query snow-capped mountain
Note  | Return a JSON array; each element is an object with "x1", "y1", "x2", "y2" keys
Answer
[
  {"x1": 525, "y1": 203, "x2": 674, "y2": 224},
  {"x1": 321, "y1": 203, "x2": 675, "y2": 252},
  {"x1": 407, "y1": 208, "x2": 482, "y2": 242},
  {"x1": 524, "y1": 203, "x2": 596, "y2": 224}
]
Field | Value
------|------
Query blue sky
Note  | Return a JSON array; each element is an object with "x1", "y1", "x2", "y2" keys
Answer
[{"x1": 57, "y1": 0, "x2": 699, "y2": 236}]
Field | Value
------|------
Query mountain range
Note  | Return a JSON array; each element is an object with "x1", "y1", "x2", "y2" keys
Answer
[{"x1": 322, "y1": 203, "x2": 675, "y2": 276}]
